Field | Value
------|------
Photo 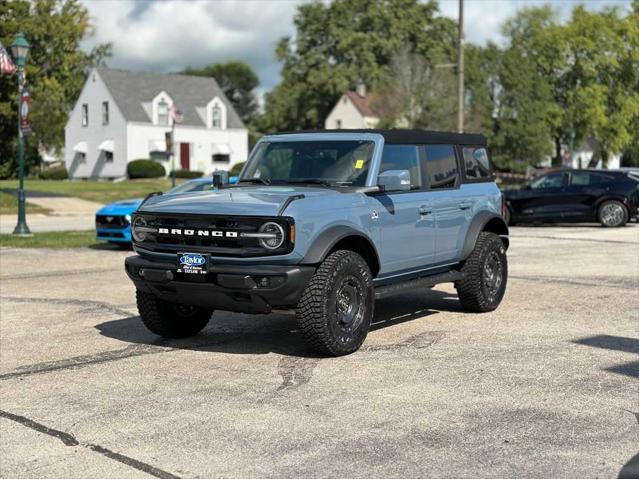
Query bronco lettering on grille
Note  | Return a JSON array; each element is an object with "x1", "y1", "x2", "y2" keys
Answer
[{"x1": 158, "y1": 227, "x2": 239, "y2": 238}]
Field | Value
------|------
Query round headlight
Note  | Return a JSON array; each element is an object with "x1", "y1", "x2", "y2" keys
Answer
[
  {"x1": 131, "y1": 216, "x2": 148, "y2": 242},
  {"x1": 258, "y1": 222, "x2": 285, "y2": 250}
]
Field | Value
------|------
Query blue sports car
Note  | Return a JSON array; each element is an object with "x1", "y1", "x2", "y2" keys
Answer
[{"x1": 96, "y1": 176, "x2": 237, "y2": 244}]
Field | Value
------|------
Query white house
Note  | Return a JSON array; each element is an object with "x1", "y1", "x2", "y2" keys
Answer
[
  {"x1": 324, "y1": 85, "x2": 381, "y2": 129},
  {"x1": 65, "y1": 67, "x2": 248, "y2": 179}
]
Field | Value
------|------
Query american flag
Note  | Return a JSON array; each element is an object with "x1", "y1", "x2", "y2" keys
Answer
[
  {"x1": 170, "y1": 105, "x2": 184, "y2": 124},
  {"x1": 0, "y1": 41, "x2": 16, "y2": 76}
]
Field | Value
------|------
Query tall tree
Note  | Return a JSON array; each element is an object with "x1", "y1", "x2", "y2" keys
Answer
[
  {"x1": 0, "y1": 0, "x2": 110, "y2": 178},
  {"x1": 260, "y1": 0, "x2": 456, "y2": 133},
  {"x1": 182, "y1": 61, "x2": 259, "y2": 125}
]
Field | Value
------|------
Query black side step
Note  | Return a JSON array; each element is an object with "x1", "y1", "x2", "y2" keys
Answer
[{"x1": 374, "y1": 270, "x2": 463, "y2": 300}]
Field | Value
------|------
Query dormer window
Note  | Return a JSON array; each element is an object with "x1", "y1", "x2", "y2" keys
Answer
[
  {"x1": 211, "y1": 105, "x2": 222, "y2": 128},
  {"x1": 206, "y1": 97, "x2": 226, "y2": 129},
  {"x1": 158, "y1": 100, "x2": 169, "y2": 126}
]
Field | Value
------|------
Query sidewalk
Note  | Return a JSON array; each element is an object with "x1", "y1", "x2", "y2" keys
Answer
[{"x1": 0, "y1": 195, "x2": 103, "y2": 234}]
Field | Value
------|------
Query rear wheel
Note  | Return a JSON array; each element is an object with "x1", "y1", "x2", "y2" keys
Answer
[
  {"x1": 598, "y1": 200, "x2": 628, "y2": 227},
  {"x1": 136, "y1": 290, "x2": 212, "y2": 338},
  {"x1": 455, "y1": 232, "x2": 507, "y2": 312},
  {"x1": 296, "y1": 250, "x2": 374, "y2": 356}
]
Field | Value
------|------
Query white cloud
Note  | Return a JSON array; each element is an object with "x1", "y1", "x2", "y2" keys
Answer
[{"x1": 81, "y1": 0, "x2": 633, "y2": 94}]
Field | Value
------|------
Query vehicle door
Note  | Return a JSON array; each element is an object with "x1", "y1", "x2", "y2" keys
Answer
[
  {"x1": 516, "y1": 172, "x2": 569, "y2": 221},
  {"x1": 372, "y1": 144, "x2": 436, "y2": 274},
  {"x1": 421, "y1": 144, "x2": 470, "y2": 264},
  {"x1": 563, "y1": 172, "x2": 611, "y2": 220}
]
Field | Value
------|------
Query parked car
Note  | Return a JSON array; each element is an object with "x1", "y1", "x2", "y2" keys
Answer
[
  {"x1": 125, "y1": 129, "x2": 509, "y2": 356},
  {"x1": 95, "y1": 176, "x2": 237, "y2": 244},
  {"x1": 503, "y1": 169, "x2": 639, "y2": 227}
]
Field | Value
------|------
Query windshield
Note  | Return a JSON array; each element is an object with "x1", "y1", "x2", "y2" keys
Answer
[
  {"x1": 166, "y1": 180, "x2": 213, "y2": 195},
  {"x1": 240, "y1": 140, "x2": 375, "y2": 186}
]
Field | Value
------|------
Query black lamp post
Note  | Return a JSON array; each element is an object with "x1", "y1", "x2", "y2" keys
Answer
[{"x1": 11, "y1": 32, "x2": 31, "y2": 236}]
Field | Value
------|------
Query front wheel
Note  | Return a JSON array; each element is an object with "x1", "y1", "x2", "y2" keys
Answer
[
  {"x1": 598, "y1": 200, "x2": 628, "y2": 227},
  {"x1": 455, "y1": 232, "x2": 508, "y2": 312},
  {"x1": 136, "y1": 290, "x2": 212, "y2": 338},
  {"x1": 296, "y1": 250, "x2": 374, "y2": 356}
]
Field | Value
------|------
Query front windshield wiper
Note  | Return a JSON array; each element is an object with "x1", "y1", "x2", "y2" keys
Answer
[
  {"x1": 238, "y1": 178, "x2": 271, "y2": 185},
  {"x1": 280, "y1": 179, "x2": 340, "y2": 187}
]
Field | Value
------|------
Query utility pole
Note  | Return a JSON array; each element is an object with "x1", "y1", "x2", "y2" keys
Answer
[{"x1": 457, "y1": 0, "x2": 464, "y2": 134}]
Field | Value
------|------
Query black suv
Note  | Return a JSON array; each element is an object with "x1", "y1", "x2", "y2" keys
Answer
[{"x1": 503, "y1": 169, "x2": 639, "y2": 227}]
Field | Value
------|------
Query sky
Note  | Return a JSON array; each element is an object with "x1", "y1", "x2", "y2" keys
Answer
[{"x1": 80, "y1": 0, "x2": 633, "y2": 96}]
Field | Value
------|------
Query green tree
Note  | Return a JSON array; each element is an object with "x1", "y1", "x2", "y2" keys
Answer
[
  {"x1": 0, "y1": 0, "x2": 110, "y2": 178},
  {"x1": 182, "y1": 61, "x2": 259, "y2": 125},
  {"x1": 260, "y1": 0, "x2": 456, "y2": 133}
]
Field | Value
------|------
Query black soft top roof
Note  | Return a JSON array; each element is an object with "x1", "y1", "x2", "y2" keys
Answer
[{"x1": 281, "y1": 129, "x2": 487, "y2": 146}]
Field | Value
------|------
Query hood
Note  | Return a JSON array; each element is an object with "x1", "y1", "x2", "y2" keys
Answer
[
  {"x1": 138, "y1": 185, "x2": 344, "y2": 217},
  {"x1": 97, "y1": 198, "x2": 143, "y2": 215}
]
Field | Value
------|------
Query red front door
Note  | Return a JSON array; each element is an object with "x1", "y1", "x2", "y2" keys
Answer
[{"x1": 180, "y1": 143, "x2": 190, "y2": 170}]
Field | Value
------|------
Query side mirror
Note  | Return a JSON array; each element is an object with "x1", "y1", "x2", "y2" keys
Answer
[
  {"x1": 378, "y1": 170, "x2": 411, "y2": 192},
  {"x1": 212, "y1": 171, "x2": 229, "y2": 189}
]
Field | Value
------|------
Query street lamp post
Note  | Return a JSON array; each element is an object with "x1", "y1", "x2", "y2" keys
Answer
[{"x1": 11, "y1": 33, "x2": 31, "y2": 236}]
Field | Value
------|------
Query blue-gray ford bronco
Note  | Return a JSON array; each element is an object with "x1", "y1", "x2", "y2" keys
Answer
[{"x1": 125, "y1": 130, "x2": 509, "y2": 356}]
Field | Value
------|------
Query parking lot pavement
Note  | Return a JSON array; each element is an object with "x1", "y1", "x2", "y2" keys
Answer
[{"x1": 1, "y1": 225, "x2": 637, "y2": 479}]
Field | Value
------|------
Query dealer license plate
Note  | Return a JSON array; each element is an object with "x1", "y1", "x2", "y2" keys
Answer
[{"x1": 177, "y1": 252, "x2": 209, "y2": 274}]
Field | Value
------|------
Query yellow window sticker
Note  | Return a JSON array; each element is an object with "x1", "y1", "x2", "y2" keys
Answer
[{"x1": 355, "y1": 159, "x2": 364, "y2": 169}]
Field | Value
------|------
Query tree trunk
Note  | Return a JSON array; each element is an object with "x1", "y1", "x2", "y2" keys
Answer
[{"x1": 552, "y1": 137, "x2": 562, "y2": 167}]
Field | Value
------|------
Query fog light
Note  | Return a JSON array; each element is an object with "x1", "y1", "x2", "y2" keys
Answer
[{"x1": 258, "y1": 277, "x2": 270, "y2": 288}]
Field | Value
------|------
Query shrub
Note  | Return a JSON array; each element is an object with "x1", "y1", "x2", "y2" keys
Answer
[
  {"x1": 174, "y1": 170, "x2": 203, "y2": 179},
  {"x1": 127, "y1": 159, "x2": 165, "y2": 179},
  {"x1": 230, "y1": 161, "x2": 245, "y2": 176},
  {"x1": 39, "y1": 165, "x2": 68, "y2": 180}
]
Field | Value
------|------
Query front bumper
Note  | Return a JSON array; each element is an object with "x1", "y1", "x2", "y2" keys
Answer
[
  {"x1": 97, "y1": 226, "x2": 131, "y2": 242},
  {"x1": 125, "y1": 255, "x2": 315, "y2": 314}
]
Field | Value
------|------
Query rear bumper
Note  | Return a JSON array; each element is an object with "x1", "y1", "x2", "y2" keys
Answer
[{"x1": 125, "y1": 255, "x2": 315, "y2": 314}]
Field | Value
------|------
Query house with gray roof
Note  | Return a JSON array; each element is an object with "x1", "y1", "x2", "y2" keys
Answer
[{"x1": 64, "y1": 67, "x2": 248, "y2": 179}]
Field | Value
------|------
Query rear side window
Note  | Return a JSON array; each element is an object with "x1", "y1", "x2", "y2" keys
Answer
[
  {"x1": 571, "y1": 172, "x2": 609, "y2": 186},
  {"x1": 379, "y1": 145, "x2": 422, "y2": 189},
  {"x1": 424, "y1": 145, "x2": 458, "y2": 189},
  {"x1": 462, "y1": 147, "x2": 492, "y2": 180}
]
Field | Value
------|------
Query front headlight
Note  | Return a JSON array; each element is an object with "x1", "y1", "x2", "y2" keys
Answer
[
  {"x1": 131, "y1": 216, "x2": 149, "y2": 242},
  {"x1": 124, "y1": 214, "x2": 132, "y2": 223},
  {"x1": 258, "y1": 222, "x2": 285, "y2": 250}
]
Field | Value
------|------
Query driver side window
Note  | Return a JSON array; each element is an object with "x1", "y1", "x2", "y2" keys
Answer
[
  {"x1": 379, "y1": 145, "x2": 422, "y2": 189},
  {"x1": 531, "y1": 173, "x2": 566, "y2": 189}
]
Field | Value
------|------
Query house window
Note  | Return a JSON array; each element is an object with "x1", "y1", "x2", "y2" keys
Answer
[
  {"x1": 336, "y1": 119, "x2": 342, "y2": 129},
  {"x1": 77, "y1": 153, "x2": 86, "y2": 163},
  {"x1": 102, "y1": 101, "x2": 109, "y2": 125},
  {"x1": 158, "y1": 100, "x2": 169, "y2": 125},
  {"x1": 211, "y1": 105, "x2": 222, "y2": 128},
  {"x1": 212, "y1": 154, "x2": 230, "y2": 163},
  {"x1": 81, "y1": 104, "x2": 88, "y2": 127},
  {"x1": 105, "y1": 151, "x2": 113, "y2": 163}
]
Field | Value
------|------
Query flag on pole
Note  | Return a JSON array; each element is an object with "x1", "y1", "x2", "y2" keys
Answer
[
  {"x1": 170, "y1": 105, "x2": 184, "y2": 124},
  {"x1": 0, "y1": 41, "x2": 16, "y2": 75}
]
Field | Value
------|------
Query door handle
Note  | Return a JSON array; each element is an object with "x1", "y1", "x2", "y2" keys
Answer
[
  {"x1": 419, "y1": 205, "x2": 433, "y2": 215},
  {"x1": 458, "y1": 201, "x2": 472, "y2": 210}
]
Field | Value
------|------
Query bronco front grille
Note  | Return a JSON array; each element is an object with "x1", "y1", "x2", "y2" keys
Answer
[{"x1": 133, "y1": 213, "x2": 294, "y2": 257}]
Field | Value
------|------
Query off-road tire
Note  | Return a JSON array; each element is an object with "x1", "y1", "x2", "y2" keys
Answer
[
  {"x1": 455, "y1": 232, "x2": 507, "y2": 313},
  {"x1": 598, "y1": 200, "x2": 628, "y2": 227},
  {"x1": 296, "y1": 250, "x2": 374, "y2": 356},
  {"x1": 136, "y1": 290, "x2": 212, "y2": 338}
]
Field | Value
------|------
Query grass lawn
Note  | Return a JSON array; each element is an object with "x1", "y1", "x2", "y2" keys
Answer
[
  {"x1": 0, "y1": 230, "x2": 103, "y2": 249},
  {"x1": 0, "y1": 192, "x2": 51, "y2": 215},
  {"x1": 0, "y1": 178, "x2": 182, "y2": 204}
]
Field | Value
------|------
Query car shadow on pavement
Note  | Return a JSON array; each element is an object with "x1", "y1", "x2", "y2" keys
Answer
[
  {"x1": 95, "y1": 289, "x2": 461, "y2": 358},
  {"x1": 573, "y1": 335, "x2": 639, "y2": 379}
]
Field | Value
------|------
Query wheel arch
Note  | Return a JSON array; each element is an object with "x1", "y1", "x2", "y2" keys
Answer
[
  {"x1": 301, "y1": 226, "x2": 381, "y2": 277},
  {"x1": 460, "y1": 211, "x2": 509, "y2": 261}
]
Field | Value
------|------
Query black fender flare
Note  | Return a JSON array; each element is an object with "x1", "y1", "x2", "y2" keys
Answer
[
  {"x1": 301, "y1": 225, "x2": 381, "y2": 267},
  {"x1": 460, "y1": 211, "x2": 509, "y2": 260}
]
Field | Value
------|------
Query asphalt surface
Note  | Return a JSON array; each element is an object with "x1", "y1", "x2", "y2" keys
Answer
[{"x1": 1, "y1": 225, "x2": 637, "y2": 478}]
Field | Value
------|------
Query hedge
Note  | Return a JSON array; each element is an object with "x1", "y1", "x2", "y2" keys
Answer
[
  {"x1": 39, "y1": 165, "x2": 68, "y2": 180},
  {"x1": 127, "y1": 159, "x2": 165, "y2": 179},
  {"x1": 174, "y1": 170, "x2": 204, "y2": 179},
  {"x1": 230, "y1": 161, "x2": 245, "y2": 176}
]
